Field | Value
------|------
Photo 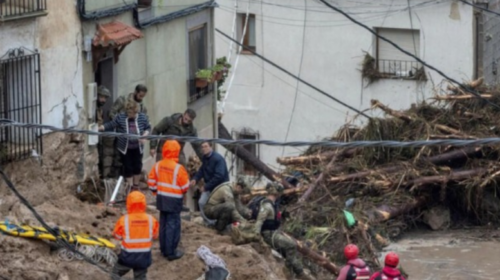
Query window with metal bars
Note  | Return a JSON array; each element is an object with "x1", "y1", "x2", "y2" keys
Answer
[
  {"x1": 0, "y1": 48, "x2": 43, "y2": 164},
  {"x1": 0, "y1": 0, "x2": 48, "y2": 21}
]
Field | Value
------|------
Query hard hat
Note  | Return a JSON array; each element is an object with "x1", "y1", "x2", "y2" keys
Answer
[
  {"x1": 97, "y1": 85, "x2": 111, "y2": 98},
  {"x1": 344, "y1": 244, "x2": 359, "y2": 260},
  {"x1": 385, "y1": 252, "x2": 399, "y2": 267}
]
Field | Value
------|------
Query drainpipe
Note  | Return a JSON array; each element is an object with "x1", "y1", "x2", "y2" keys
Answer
[
  {"x1": 77, "y1": 0, "x2": 136, "y2": 21},
  {"x1": 211, "y1": 5, "x2": 219, "y2": 143}
]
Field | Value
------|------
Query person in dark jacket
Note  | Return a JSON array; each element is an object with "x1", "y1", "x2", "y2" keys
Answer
[
  {"x1": 336, "y1": 244, "x2": 371, "y2": 280},
  {"x1": 190, "y1": 141, "x2": 229, "y2": 225},
  {"x1": 100, "y1": 101, "x2": 151, "y2": 190},
  {"x1": 370, "y1": 252, "x2": 406, "y2": 280},
  {"x1": 149, "y1": 109, "x2": 202, "y2": 164}
]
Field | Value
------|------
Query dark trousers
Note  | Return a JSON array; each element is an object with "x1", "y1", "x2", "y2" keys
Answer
[
  {"x1": 111, "y1": 262, "x2": 147, "y2": 280},
  {"x1": 159, "y1": 211, "x2": 181, "y2": 257}
]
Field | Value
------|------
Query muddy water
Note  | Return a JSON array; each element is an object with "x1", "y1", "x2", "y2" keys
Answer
[{"x1": 384, "y1": 230, "x2": 500, "y2": 280}]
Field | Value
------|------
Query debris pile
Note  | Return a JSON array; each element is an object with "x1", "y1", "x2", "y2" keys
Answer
[{"x1": 275, "y1": 78, "x2": 500, "y2": 274}]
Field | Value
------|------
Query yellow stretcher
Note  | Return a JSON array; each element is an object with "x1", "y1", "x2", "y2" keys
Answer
[{"x1": 0, "y1": 221, "x2": 115, "y2": 249}]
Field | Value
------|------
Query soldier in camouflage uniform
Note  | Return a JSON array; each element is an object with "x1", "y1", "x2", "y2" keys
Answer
[
  {"x1": 203, "y1": 179, "x2": 251, "y2": 233},
  {"x1": 253, "y1": 183, "x2": 314, "y2": 280},
  {"x1": 96, "y1": 85, "x2": 111, "y2": 125},
  {"x1": 109, "y1": 84, "x2": 148, "y2": 120},
  {"x1": 149, "y1": 109, "x2": 202, "y2": 164}
]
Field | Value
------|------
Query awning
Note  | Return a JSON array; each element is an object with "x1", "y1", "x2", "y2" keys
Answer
[{"x1": 93, "y1": 20, "x2": 143, "y2": 48}]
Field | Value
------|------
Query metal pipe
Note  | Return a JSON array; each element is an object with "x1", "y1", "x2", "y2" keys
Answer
[{"x1": 108, "y1": 176, "x2": 124, "y2": 204}]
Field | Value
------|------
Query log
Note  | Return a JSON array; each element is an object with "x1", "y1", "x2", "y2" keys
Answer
[
  {"x1": 469, "y1": 77, "x2": 484, "y2": 88},
  {"x1": 429, "y1": 134, "x2": 476, "y2": 140},
  {"x1": 283, "y1": 233, "x2": 340, "y2": 275},
  {"x1": 433, "y1": 94, "x2": 492, "y2": 100},
  {"x1": 328, "y1": 146, "x2": 482, "y2": 183},
  {"x1": 406, "y1": 168, "x2": 487, "y2": 189},
  {"x1": 218, "y1": 121, "x2": 293, "y2": 189},
  {"x1": 434, "y1": 124, "x2": 476, "y2": 138},
  {"x1": 371, "y1": 99, "x2": 413, "y2": 122},
  {"x1": 299, "y1": 154, "x2": 339, "y2": 203},
  {"x1": 277, "y1": 151, "x2": 337, "y2": 165},
  {"x1": 368, "y1": 197, "x2": 427, "y2": 223},
  {"x1": 240, "y1": 185, "x2": 308, "y2": 202}
]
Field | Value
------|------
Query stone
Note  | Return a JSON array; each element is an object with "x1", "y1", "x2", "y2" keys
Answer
[{"x1": 422, "y1": 205, "x2": 451, "y2": 230}]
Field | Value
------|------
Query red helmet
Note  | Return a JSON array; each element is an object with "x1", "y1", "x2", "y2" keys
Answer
[
  {"x1": 344, "y1": 244, "x2": 359, "y2": 260},
  {"x1": 385, "y1": 252, "x2": 399, "y2": 267}
]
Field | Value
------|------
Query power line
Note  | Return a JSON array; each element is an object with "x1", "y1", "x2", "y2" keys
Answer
[
  {"x1": 458, "y1": 0, "x2": 500, "y2": 17},
  {"x1": 214, "y1": 29, "x2": 372, "y2": 119},
  {"x1": 5, "y1": 118, "x2": 500, "y2": 148},
  {"x1": 318, "y1": 0, "x2": 500, "y2": 111}
]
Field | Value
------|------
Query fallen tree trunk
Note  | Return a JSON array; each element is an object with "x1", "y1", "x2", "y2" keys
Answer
[
  {"x1": 284, "y1": 233, "x2": 340, "y2": 275},
  {"x1": 240, "y1": 185, "x2": 308, "y2": 202},
  {"x1": 328, "y1": 146, "x2": 482, "y2": 183},
  {"x1": 406, "y1": 168, "x2": 487, "y2": 189},
  {"x1": 299, "y1": 154, "x2": 339, "y2": 203},
  {"x1": 371, "y1": 99, "x2": 413, "y2": 122},
  {"x1": 277, "y1": 151, "x2": 337, "y2": 165},
  {"x1": 434, "y1": 94, "x2": 492, "y2": 100},
  {"x1": 367, "y1": 197, "x2": 428, "y2": 223},
  {"x1": 218, "y1": 121, "x2": 293, "y2": 189}
]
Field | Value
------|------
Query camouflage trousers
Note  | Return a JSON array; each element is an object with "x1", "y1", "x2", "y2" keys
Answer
[
  {"x1": 262, "y1": 230, "x2": 303, "y2": 275},
  {"x1": 204, "y1": 202, "x2": 246, "y2": 232}
]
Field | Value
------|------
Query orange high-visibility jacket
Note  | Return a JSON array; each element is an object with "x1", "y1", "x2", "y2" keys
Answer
[
  {"x1": 148, "y1": 140, "x2": 190, "y2": 212},
  {"x1": 113, "y1": 191, "x2": 159, "y2": 268}
]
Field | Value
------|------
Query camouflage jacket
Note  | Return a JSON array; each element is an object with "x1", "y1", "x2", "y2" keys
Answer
[
  {"x1": 254, "y1": 201, "x2": 275, "y2": 235},
  {"x1": 96, "y1": 107, "x2": 104, "y2": 126},
  {"x1": 206, "y1": 182, "x2": 251, "y2": 218},
  {"x1": 109, "y1": 92, "x2": 148, "y2": 120},
  {"x1": 150, "y1": 113, "x2": 202, "y2": 159}
]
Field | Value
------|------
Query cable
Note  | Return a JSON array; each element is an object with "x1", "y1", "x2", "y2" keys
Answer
[
  {"x1": 214, "y1": 29, "x2": 372, "y2": 119},
  {"x1": 281, "y1": 0, "x2": 308, "y2": 158},
  {"x1": 215, "y1": 33, "x2": 347, "y2": 113},
  {"x1": 407, "y1": 0, "x2": 418, "y2": 57},
  {"x1": 0, "y1": 168, "x2": 132, "y2": 280},
  {"x1": 6, "y1": 118, "x2": 500, "y2": 148},
  {"x1": 318, "y1": 0, "x2": 500, "y2": 111},
  {"x1": 458, "y1": 0, "x2": 500, "y2": 17}
]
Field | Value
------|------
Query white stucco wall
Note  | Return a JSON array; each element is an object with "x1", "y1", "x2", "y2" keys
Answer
[
  {"x1": 215, "y1": 0, "x2": 474, "y2": 175},
  {"x1": 0, "y1": 0, "x2": 84, "y2": 129}
]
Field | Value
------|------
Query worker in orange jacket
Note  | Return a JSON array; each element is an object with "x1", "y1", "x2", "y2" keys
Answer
[
  {"x1": 111, "y1": 191, "x2": 159, "y2": 280},
  {"x1": 148, "y1": 140, "x2": 190, "y2": 261}
]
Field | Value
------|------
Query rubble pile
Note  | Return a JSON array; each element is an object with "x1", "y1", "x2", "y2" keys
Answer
[{"x1": 276, "y1": 78, "x2": 500, "y2": 273}]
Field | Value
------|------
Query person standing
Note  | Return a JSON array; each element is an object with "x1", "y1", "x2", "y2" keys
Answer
[
  {"x1": 96, "y1": 85, "x2": 111, "y2": 178},
  {"x1": 111, "y1": 191, "x2": 159, "y2": 280},
  {"x1": 110, "y1": 84, "x2": 148, "y2": 119},
  {"x1": 148, "y1": 140, "x2": 190, "y2": 261},
  {"x1": 100, "y1": 101, "x2": 151, "y2": 190},
  {"x1": 149, "y1": 109, "x2": 202, "y2": 164},
  {"x1": 190, "y1": 141, "x2": 229, "y2": 225}
]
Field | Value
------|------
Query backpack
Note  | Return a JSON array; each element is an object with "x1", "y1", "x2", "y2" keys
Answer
[
  {"x1": 247, "y1": 196, "x2": 282, "y2": 231},
  {"x1": 346, "y1": 264, "x2": 371, "y2": 280}
]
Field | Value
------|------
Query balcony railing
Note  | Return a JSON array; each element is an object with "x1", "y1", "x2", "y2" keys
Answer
[
  {"x1": 0, "y1": 0, "x2": 48, "y2": 21},
  {"x1": 377, "y1": 59, "x2": 425, "y2": 80},
  {"x1": 188, "y1": 79, "x2": 214, "y2": 103}
]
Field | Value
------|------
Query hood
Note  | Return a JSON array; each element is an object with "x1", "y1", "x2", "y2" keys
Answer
[
  {"x1": 347, "y1": 258, "x2": 367, "y2": 268},
  {"x1": 162, "y1": 140, "x2": 181, "y2": 162},
  {"x1": 126, "y1": 191, "x2": 146, "y2": 214},
  {"x1": 382, "y1": 266, "x2": 401, "y2": 277}
]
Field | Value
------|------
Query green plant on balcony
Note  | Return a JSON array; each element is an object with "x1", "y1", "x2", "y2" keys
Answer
[
  {"x1": 195, "y1": 69, "x2": 214, "y2": 88},
  {"x1": 214, "y1": 57, "x2": 232, "y2": 100}
]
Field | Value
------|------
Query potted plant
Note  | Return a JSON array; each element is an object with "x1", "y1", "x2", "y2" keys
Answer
[
  {"x1": 195, "y1": 69, "x2": 213, "y2": 88},
  {"x1": 216, "y1": 56, "x2": 232, "y2": 75},
  {"x1": 212, "y1": 64, "x2": 224, "y2": 81}
]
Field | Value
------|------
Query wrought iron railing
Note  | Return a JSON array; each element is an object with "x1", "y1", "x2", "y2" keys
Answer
[
  {"x1": 0, "y1": 48, "x2": 43, "y2": 164},
  {"x1": 188, "y1": 79, "x2": 214, "y2": 103},
  {"x1": 0, "y1": 0, "x2": 47, "y2": 19},
  {"x1": 377, "y1": 59, "x2": 423, "y2": 78}
]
